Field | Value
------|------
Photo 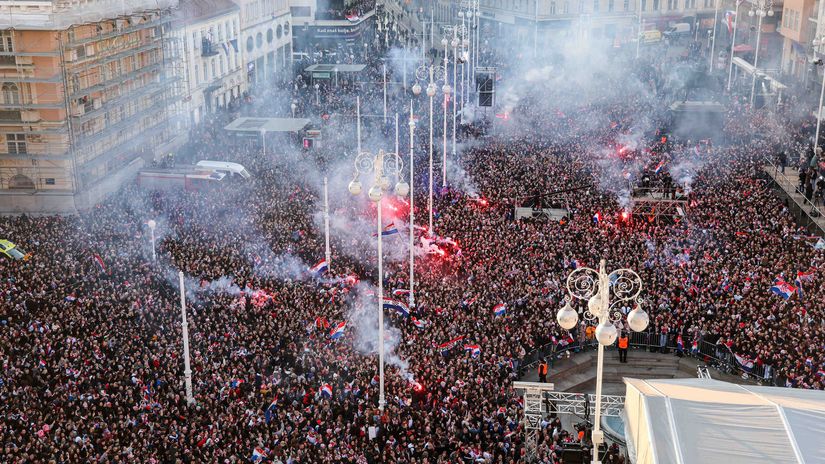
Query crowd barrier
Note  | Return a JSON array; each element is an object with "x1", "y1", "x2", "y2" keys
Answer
[{"x1": 519, "y1": 329, "x2": 776, "y2": 386}]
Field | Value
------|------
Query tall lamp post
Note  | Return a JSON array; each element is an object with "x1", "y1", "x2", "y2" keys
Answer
[
  {"x1": 408, "y1": 101, "x2": 417, "y2": 308},
  {"x1": 348, "y1": 150, "x2": 408, "y2": 412},
  {"x1": 813, "y1": 35, "x2": 825, "y2": 152},
  {"x1": 727, "y1": 0, "x2": 744, "y2": 91},
  {"x1": 709, "y1": 0, "x2": 720, "y2": 73},
  {"x1": 146, "y1": 219, "x2": 157, "y2": 261},
  {"x1": 556, "y1": 260, "x2": 649, "y2": 464},
  {"x1": 178, "y1": 271, "x2": 195, "y2": 405},
  {"x1": 748, "y1": 0, "x2": 774, "y2": 107},
  {"x1": 412, "y1": 63, "x2": 446, "y2": 234},
  {"x1": 440, "y1": 36, "x2": 452, "y2": 189}
]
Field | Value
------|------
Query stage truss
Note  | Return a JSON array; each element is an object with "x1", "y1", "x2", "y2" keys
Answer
[
  {"x1": 631, "y1": 188, "x2": 688, "y2": 224},
  {"x1": 513, "y1": 382, "x2": 625, "y2": 462}
]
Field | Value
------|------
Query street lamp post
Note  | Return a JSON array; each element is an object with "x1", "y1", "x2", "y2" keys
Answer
[
  {"x1": 178, "y1": 271, "x2": 195, "y2": 405},
  {"x1": 323, "y1": 177, "x2": 331, "y2": 272},
  {"x1": 748, "y1": 0, "x2": 774, "y2": 107},
  {"x1": 260, "y1": 129, "x2": 266, "y2": 156},
  {"x1": 441, "y1": 37, "x2": 451, "y2": 189},
  {"x1": 709, "y1": 0, "x2": 720, "y2": 73},
  {"x1": 147, "y1": 219, "x2": 156, "y2": 261},
  {"x1": 556, "y1": 260, "x2": 649, "y2": 464},
  {"x1": 813, "y1": 36, "x2": 825, "y2": 151},
  {"x1": 348, "y1": 150, "x2": 408, "y2": 412},
  {"x1": 413, "y1": 63, "x2": 445, "y2": 234},
  {"x1": 291, "y1": 101, "x2": 297, "y2": 118},
  {"x1": 727, "y1": 0, "x2": 743, "y2": 91},
  {"x1": 408, "y1": 101, "x2": 416, "y2": 308}
]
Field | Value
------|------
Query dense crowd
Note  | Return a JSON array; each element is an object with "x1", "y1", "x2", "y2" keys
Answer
[{"x1": 1, "y1": 34, "x2": 824, "y2": 464}]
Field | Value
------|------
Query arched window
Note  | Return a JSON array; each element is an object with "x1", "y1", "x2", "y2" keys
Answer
[
  {"x1": 267, "y1": 28, "x2": 274, "y2": 43},
  {"x1": 246, "y1": 36, "x2": 254, "y2": 52},
  {"x1": 2, "y1": 82, "x2": 19, "y2": 105},
  {"x1": 9, "y1": 174, "x2": 34, "y2": 189},
  {"x1": 276, "y1": 25, "x2": 282, "y2": 39}
]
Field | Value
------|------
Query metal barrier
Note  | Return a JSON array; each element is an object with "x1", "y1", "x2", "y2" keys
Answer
[
  {"x1": 519, "y1": 330, "x2": 776, "y2": 386},
  {"x1": 764, "y1": 161, "x2": 825, "y2": 236}
]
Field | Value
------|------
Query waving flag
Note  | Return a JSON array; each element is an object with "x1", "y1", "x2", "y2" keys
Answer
[
  {"x1": 264, "y1": 395, "x2": 278, "y2": 423},
  {"x1": 464, "y1": 344, "x2": 481, "y2": 358},
  {"x1": 438, "y1": 335, "x2": 465, "y2": 356},
  {"x1": 345, "y1": 13, "x2": 360, "y2": 22},
  {"x1": 92, "y1": 254, "x2": 107, "y2": 274},
  {"x1": 64, "y1": 294, "x2": 77, "y2": 302},
  {"x1": 384, "y1": 299, "x2": 410, "y2": 317},
  {"x1": 770, "y1": 281, "x2": 796, "y2": 300},
  {"x1": 392, "y1": 289, "x2": 410, "y2": 297},
  {"x1": 734, "y1": 353, "x2": 754, "y2": 372},
  {"x1": 676, "y1": 335, "x2": 684, "y2": 351},
  {"x1": 319, "y1": 383, "x2": 332, "y2": 398},
  {"x1": 251, "y1": 447, "x2": 268, "y2": 462},
  {"x1": 308, "y1": 259, "x2": 328, "y2": 276},
  {"x1": 462, "y1": 296, "x2": 477, "y2": 306},
  {"x1": 725, "y1": 10, "x2": 736, "y2": 34},
  {"x1": 653, "y1": 160, "x2": 666, "y2": 174},
  {"x1": 593, "y1": 212, "x2": 601, "y2": 225},
  {"x1": 329, "y1": 321, "x2": 346, "y2": 340},
  {"x1": 411, "y1": 317, "x2": 428, "y2": 329},
  {"x1": 493, "y1": 303, "x2": 507, "y2": 317},
  {"x1": 691, "y1": 340, "x2": 699, "y2": 354},
  {"x1": 374, "y1": 222, "x2": 399, "y2": 236},
  {"x1": 797, "y1": 270, "x2": 815, "y2": 282},
  {"x1": 795, "y1": 277, "x2": 804, "y2": 299}
]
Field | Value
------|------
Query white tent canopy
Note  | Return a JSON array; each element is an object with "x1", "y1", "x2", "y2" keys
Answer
[{"x1": 623, "y1": 378, "x2": 825, "y2": 464}]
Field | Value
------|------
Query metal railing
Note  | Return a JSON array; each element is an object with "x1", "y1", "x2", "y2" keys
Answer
[
  {"x1": 519, "y1": 330, "x2": 776, "y2": 386},
  {"x1": 764, "y1": 161, "x2": 825, "y2": 236}
]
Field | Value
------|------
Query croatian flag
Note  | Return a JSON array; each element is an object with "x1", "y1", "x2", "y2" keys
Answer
[
  {"x1": 654, "y1": 160, "x2": 666, "y2": 174},
  {"x1": 676, "y1": 335, "x2": 684, "y2": 351},
  {"x1": 251, "y1": 447, "x2": 268, "y2": 462},
  {"x1": 381, "y1": 222, "x2": 399, "y2": 236},
  {"x1": 319, "y1": 383, "x2": 332, "y2": 398},
  {"x1": 308, "y1": 259, "x2": 329, "y2": 276},
  {"x1": 725, "y1": 10, "x2": 736, "y2": 34},
  {"x1": 329, "y1": 321, "x2": 346, "y2": 340},
  {"x1": 264, "y1": 395, "x2": 278, "y2": 423},
  {"x1": 438, "y1": 335, "x2": 464, "y2": 356},
  {"x1": 795, "y1": 278, "x2": 804, "y2": 299},
  {"x1": 384, "y1": 299, "x2": 410, "y2": 317},
  {"x1": 570, "y1": 259, "x2": 581, "y2": 269},
  {"x1": 770, "y1": 281, "x2": 796, "y2": 300},
  {"x1": 411, "y1": 317, "x2": 428, "y2": 329},
  {"x1": 734, "y1": 353, "x2": 754, "y2": 372},
  {"x1": 797, "y1": 270, "x2": 815, "y2": 282},
  {"x1": 464, "y1": 344, "x2": 481, "y2": 358},
  {"x1": 392, "y1": 289, "x2": 410, "y2": 297},
  {"x1": 493, "y1": 303, "x2": 507, "y2": 317},
  {"x1": 691, "y1": 340, "x2": 699, "y2": 353},
  {"x1": 593, "y1": 212, "x2": 601, "y2": 225},
  {"x1": 92, "y1": 254, "x2": 107, "y2": 273},
  {"x1": 345, "y1": 13, "x2": 360, "y2": 22},
  {"x1": 64, "y1": 294, "x2": 77, "y2": 302}
]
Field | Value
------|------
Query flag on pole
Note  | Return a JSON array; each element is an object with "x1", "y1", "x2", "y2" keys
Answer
[
  {"x1": 308, "y1": 259, "x2": 328, "y2": 276},
  {"x1": 493, "y1": 303, "x2": 507, "y2": 317},
  {"x1": 653, "y1": 160, "x2": 666, "y2": 174},
  {"x1": 463, "y1": 344, "x2": 481, "y2": 358},
  {"x1": 383, "y1": 299, "x2": 410, "y2": 317},
  {"x1": 92, "y1": 254, "x2": 107, "y2": 274},
  {"x1": 770, "y1": 281, "x2": 796, "y2": 300},
  {"x1": 411, "y1": 317, "x2": 428, "y2": 329},
  {"x1": 329, "y1": 321, "x2": 346, "y2": 340},
  {"x1": 251, "y1": 447, "x2": 268, "y2": 462}
]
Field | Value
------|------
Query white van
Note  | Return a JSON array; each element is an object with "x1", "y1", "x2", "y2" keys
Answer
[
  {"x1": 663, "y1": 23, "x2": 691, "y2": 40},
  {"x1": 195, "y1": 161, "x2": 251, "y2": 179}
]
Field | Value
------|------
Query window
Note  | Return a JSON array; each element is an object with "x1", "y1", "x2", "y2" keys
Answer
[
  {"x1": 653, "y1": 0, "x2": 659, "y2": 10},
  {"x1": 256, "y1": 32, "x2": 263, "y2": 48},
  {"x1": 211, "y1": 60, "x2": 216, "y2": 79},
  {"x1": 284, "y1": 21, "x2": 290, "y2": 35},
  {"x1": 668, "y1": 0, "x2": 675, "y2": 9},
  {"x1": 2, "y1": 83, "x2": 19, "y2": 105},
  {"x1": 7, "y1": 133, "x2": 26, "y2": 154},
  {"x1": 624, "y1": 0, "x2": 629, "y2": 10},
  {"x1": 608, "y1": 0, "x2": 614, "y2": 11},
  {"x1": 550, "y1": 0, "x2": 556, "y2": 13},
  {"x1": 593, "y1": 0, "x2": 599, "y2": 11},
  {"x1": 0, "y1": 32, "x2": 13, "y2": 52},
  {"x1": 194, "y1": 64, "x2": 199, "y2": 85},
  {"x1": 203, "y1": 64, "x2": 208, "y2": 82},
  {"x1": 642, "y1": 0, "x2": 646, "y2": 11},
  {"x1": 246, "y1": 36, "x2": 254, "y2": 52},
  {"x1": 44, "y1": 178, "x2": 56, "y2": 185},
  {"x1": 268, "y1": 28, "x2": 274, "y2": 43},
  {"x1": 277, "y1": 24, "x2": 283, "y2": 39}
]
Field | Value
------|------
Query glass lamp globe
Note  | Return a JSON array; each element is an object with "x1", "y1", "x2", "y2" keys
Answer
[
  {"x1": 588, "y1": 294, "x2": 602, "y2": 315},
  {"x1": 441, "y1": 38, "x2": 448, "y2": 47},
  {"x1": 627, "y1": 306, "x2": 650, "y2": 332},
  {"x1": 348, "y1": 179, "x2": 362, "y2": 195},
  {"x1": 463, "y1": 38, "x2": 470, "y2": 47},
  {"x1": 595, "y1": 322, "x2": 618, "y2": 346},
  {"x1": 556, "y1": 302, "x2": 579, "y2": 330},
  {"x1": 368, "y1": 184, "x2": 383, "y2": 202},
  {"x1": 146, "y1": 219, "x2": 156, "y2": 229},
  {"x1": 458, "y1": 11, "x2": 464, "y2": 17},
  {"x1": 748, "y1": 9, "x2": 755, "y2": 16},
  {"x1": 378, "y1": 176, "x2": 391, "y2": 191},
  {"x1": 426, "y1": 83, "x2": 436, "y2": 97},
  {"x1": 442, "y1": 84, "x2": 452, "y2": 94},
  {"x1": 767, "y1": 9, "x2": 774, "y2": 16},
  {"x1": 395, "y1": 181, "x2": 410, "y2": 197},
  {"x1": 412, "y1": 83, "x2": 422, "y2": 95},
  {"x1": 451, "y1": 38, "x2": 459, "y2": 47}
]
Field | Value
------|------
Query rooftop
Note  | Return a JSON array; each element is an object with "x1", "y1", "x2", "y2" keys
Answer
[{"x1": 0, "y1": 0, "x2": 178, "y2": 30}]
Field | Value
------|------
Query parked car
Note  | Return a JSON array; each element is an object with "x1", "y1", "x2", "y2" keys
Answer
[
  {"x1": 663, "y1": 23, "x2": 692, "y2": 40},
  {"x1": 0, "y1": 239, "x2": 30, "y2": 261}
]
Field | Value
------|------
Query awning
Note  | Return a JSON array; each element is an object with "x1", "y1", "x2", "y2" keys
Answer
[{"x1": 733, "y1": 44, "x2": 754, "y2": 52}]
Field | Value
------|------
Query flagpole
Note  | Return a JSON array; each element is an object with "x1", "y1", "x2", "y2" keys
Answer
[
  {"x1": 442, "y1": 36, "x2": 449, "y2": 189},
  {"x1": 376, "y1": 154, "x2": 386, "y2": 412},
  {"x1": 408, "y1": 100, "x2": 416, "y2": 309},
  {"x1": 178, "y1": 271, "x2": 195, "y2": 405},
  {"x1": 324, "y1": 177, "x2": 331, "y2": 273}
]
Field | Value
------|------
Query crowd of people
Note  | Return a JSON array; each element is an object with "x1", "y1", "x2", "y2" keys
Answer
[{"x1": 1, "y1": 31, "x2": 824, "y2": 464}]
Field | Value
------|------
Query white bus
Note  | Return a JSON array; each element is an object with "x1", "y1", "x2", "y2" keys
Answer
[{"x1": 195, "y1": 161, "x2": 251, "y2": 179}]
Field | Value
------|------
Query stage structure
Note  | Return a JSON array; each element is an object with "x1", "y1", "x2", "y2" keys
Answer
[{"x1": 630, "y1": 186, "x2": 687, "y2": 224}]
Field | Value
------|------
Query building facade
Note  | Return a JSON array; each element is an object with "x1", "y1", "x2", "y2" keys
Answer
[
  {"x1": 779, "y1": 0, "x2": 815, "y2": 80},
  {"x1": 174, "y1": 0, "x2": 246, "y2": 124},
  {"x1": 234, "y1": 0, "x2": 293, "y2": 86},
  {"x1": 0, "y1": 0, "x2": 185, "y2": 213}
]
